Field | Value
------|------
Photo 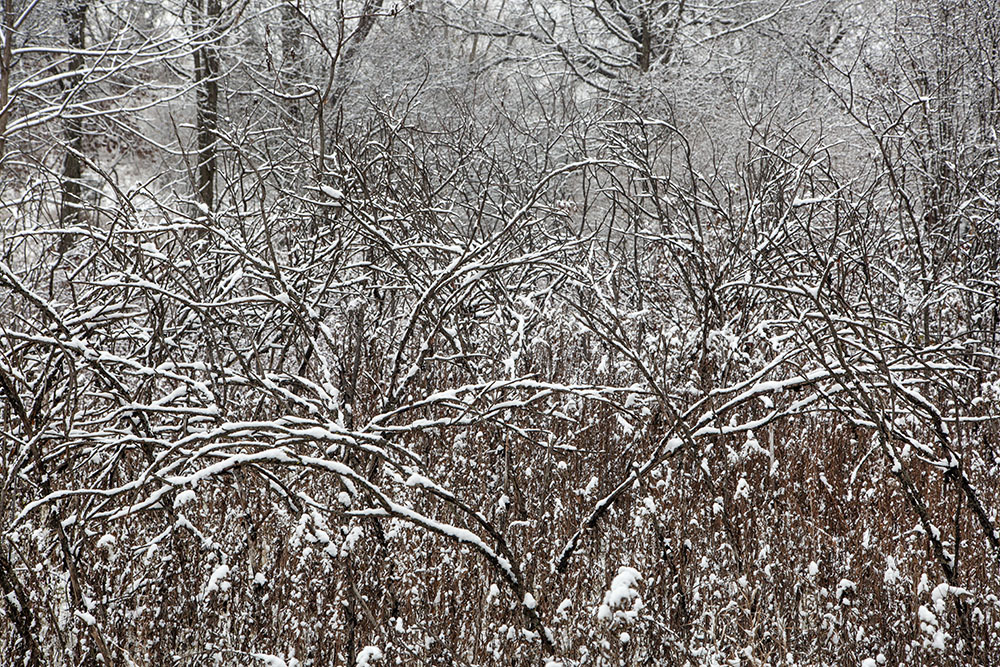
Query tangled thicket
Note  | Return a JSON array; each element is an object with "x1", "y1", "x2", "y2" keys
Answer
[{"x1": 2, "y1": 0, "x2": 1000, "y2": 665}]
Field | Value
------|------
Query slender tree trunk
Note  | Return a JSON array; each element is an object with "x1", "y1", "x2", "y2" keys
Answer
[
  {"x1": 281, "y1": 0, "x2": 303, "y2": 123},
  {"x1": 0, "y1": 0, "x2": 14, "y2": 165},
  {"x1": 194, "y1": 0, "x2": 220, "y2": 212},
  {"x1": 58, "y1": 0, "x2": 87, "y2": 233},
  {"x1": 638, "y1": 10, "x2": 651, "y2": 73}
]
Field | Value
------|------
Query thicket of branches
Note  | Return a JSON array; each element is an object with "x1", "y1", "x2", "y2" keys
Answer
[{"x1": 2, "y1": 1, "x2": 999, "y2": 665}]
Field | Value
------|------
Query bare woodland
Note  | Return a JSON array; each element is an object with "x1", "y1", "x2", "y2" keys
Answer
[{"x1": 1, "y1": 0, "x2": 999, "y2": 665}]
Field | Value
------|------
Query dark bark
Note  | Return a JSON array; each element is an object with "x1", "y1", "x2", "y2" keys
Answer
[
  {"x1": 194, "y1": 0, "x2": 220, "y2": 212},
  {"x1": 0, "y1": 0, "x2": 13, "y2": 164},
  {"x1": 58, "y1": 0, "x2": 88, "y2": 235}
]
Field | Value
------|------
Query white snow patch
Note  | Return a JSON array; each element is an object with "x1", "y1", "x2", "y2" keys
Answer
[
  {"x1": 203, "y1": 563, "x2": 231, "y2": 597},
  {"x1": 835, "y1": 578, "x2": 856, "y2": 599},
  {"x1": 321, "y1": 185, "x2": 344, "y2": 200},
  {"x1": 356, "y1": 646, "x2": 382, "y2": 667},
  {"x1": 918, "y1": 605, "x2": 936, "y2": 624},
  {"x1": 884, "y1": 556, "x2": 900, "y2": 584},
  {"x1": 404, "y1": 473, "x2": 436, "y2": 490},
  {"x1": 597, "y1": 567, "x2": 643, "y2": 624},
  {"x1": 174, "y1": 489, "x2": 197, "y2": 508}
]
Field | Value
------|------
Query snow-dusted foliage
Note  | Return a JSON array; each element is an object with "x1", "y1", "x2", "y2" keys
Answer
[{"x1": 1, "y1": 0, "x2": 999, "y2": 665}]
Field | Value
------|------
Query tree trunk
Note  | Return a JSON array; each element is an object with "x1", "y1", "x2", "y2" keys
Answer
[
  {"x1": 194, "y1": 0, "x2": 220, "y2": 212},
  {"x1": 281, "y1": 0, "x2": 303, "y2": 123},
  {"x1": 58, "y1": 0, "x2": 87, "y2": 234},
  {"x1": 0, "y1": 0, "x2": 14, "y2": 165}
]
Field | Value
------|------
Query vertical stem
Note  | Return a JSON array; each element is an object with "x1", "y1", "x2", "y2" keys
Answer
[
  {"x1": 195, "y1": 0, "x2": 220, "y2": 212},
  {"x1": 0, "y1": 0, "x2": 13, "y2": 165},
  {"x1": 58, "y1": 0, "x2": 88, "y2": 233},
  {"x1": 281, "y1": 0, "x2": 303, "y2": 123}
]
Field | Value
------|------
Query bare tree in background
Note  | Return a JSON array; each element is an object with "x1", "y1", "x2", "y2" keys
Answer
[{"x1": 193, "y1": 0, "x2": 221, "y2": 211}]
